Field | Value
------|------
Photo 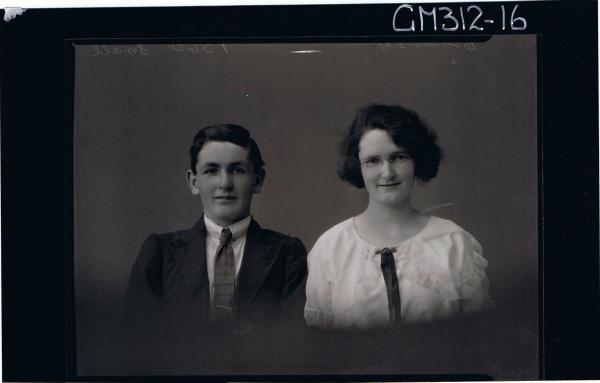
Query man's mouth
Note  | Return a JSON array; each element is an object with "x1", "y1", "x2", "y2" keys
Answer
[{"x1": 214, "y1": 196, "x2": 237, "y2": 200}]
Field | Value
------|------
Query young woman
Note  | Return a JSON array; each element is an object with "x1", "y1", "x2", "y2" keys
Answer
[{"x1": 304, "y1": 104, "x2": 491, "y2": 329}]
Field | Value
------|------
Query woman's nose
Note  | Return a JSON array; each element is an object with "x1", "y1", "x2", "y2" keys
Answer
[{"x1": 380, "y1": 160, "x2": 396, "y2": 178}]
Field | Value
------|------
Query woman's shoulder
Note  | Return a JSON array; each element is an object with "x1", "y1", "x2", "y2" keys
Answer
[
  {"x1": 312, "y1": 217, "x2": 357, "y2": 247},
  {"x1": 308, "y1": 217, "x2": 365, "y2": 261},
  {"x1": 419, "y1": 215, "x2": 478, "y2": 244},
  {"x1": 414, "y1": 215, "x2": 484, "y2": 268},
  {"x1": 406, "y1": 216, "x2": 489, "y2": 301}
]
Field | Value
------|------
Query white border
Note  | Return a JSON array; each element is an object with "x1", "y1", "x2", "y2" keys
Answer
[{"x1": 0, "y1": 0, "x2": 542, "y2": 10}]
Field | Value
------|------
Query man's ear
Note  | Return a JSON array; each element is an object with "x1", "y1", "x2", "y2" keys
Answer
[
  {"x1": 186, "y1": 169, "x2": 201, "y2": 195},
  {"x1": 252, "y1": 170, "x2": 265, "y2": 194}
]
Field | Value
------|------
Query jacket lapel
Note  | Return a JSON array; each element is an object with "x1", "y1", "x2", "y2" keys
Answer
[
  {"x1": 170, "y1": 218, "x2": 209, "y2": 299},
  {"x1": 238, "y1": 220, "x2": 281, "y2": 301}
]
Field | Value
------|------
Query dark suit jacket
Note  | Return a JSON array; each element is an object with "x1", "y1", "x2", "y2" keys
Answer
[{"x1": 123, "y1": 217, "x2": 307, "y2": 372}]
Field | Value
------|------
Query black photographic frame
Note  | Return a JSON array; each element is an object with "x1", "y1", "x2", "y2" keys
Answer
[{"x1": 2, "y1": 2, "x2": 598, "y2": 381}]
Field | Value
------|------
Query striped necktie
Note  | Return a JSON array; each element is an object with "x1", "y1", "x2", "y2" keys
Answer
[
  {"x1": 376, "y1": 247, "x2": 401, "y2": 323},
  {"x1": 213, "y1": 227, "x2": 235, "y2": 322}
]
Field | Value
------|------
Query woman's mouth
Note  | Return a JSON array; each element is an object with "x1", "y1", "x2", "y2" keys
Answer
[{"x1": 378, "y1": 182, "x2": 401, "y2": 187}]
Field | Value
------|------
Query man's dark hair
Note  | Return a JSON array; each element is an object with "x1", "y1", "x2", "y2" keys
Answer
[
  {"x1": 189, "y1": 124, "x2": 265, "y2": 178},
  {"x1": 338, "y1": 104, "x2": 442, "y2": 188}
]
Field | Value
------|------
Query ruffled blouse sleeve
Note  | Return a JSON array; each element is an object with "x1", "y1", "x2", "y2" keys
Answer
[
  {"x1": 304, "y1": 235, "x2": 335, "y2": 328},
  {"x1": 423, "y1": 230, "x2": 492, "y2": 312}
]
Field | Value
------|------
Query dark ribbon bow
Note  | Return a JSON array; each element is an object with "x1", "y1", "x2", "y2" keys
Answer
[{"x1": 375, "y1": 247, "x2": 401, "y2": 323}]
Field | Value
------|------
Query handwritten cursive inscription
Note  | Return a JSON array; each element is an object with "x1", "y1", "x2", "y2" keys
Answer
[
  {"x1": 171, "y1": 44, "x2": 229, "y2": 54},
  {"x1": 377, "y1": 42, "x2": 476, "y2": 52},
  {"x1": 90, "y1": 44, "x2": 150, "y2": 57}
]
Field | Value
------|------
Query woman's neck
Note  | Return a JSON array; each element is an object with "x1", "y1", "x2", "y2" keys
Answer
[
  {"x1": 363, "y1": 199, "x2": 417, "y2": 225},
  {"x1": 356, "y1": 200, "x2": 427, "y2": 245}
]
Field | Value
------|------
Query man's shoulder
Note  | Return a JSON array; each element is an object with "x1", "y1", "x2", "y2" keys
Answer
[
  {"x1": 254, "y1": 224, "x2": 301, "y2": 246},
  {"x1": 135, "y1": 225, "x2": 198, "y2": 259},
  {"x1": 153, "y1": 226, "x2": 196, "y2": 244},
  {"x1": 142, "y1": 219, "x2": 305, "y2": 248}
]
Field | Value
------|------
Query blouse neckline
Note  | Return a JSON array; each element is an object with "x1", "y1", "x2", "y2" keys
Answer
[{"x1": 351, "y1": 215, "x2": 433, "y2": 249}]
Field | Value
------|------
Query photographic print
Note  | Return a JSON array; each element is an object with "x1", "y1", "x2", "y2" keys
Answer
[{"x1": 73, "y1": 36, "x2": 538, "y2": 378}]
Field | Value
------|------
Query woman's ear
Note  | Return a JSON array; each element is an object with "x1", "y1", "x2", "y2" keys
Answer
[{"x1": 186, "y1": 169, "x2": 201, "y2": 195}]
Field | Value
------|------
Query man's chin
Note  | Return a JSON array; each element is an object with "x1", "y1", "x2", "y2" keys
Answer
[{"x1": 206, "y1": 208, "x2": 248, "y2": 226}]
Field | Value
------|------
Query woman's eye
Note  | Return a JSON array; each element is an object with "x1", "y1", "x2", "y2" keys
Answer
[
  {"x1": 365, "y1": 158, "x2": 381, "y2": 166},
  {"x1": 390, "y1": 154, "x2": 410, "y2": 163}
]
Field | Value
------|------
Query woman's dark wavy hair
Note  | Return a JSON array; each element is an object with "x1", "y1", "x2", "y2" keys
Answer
[
  {"x1": 338, "y1": 104, "x2": 442, "y2": 188},
  {"x1": 189, "y1": 124, "x2": 265, "y2": 178}
]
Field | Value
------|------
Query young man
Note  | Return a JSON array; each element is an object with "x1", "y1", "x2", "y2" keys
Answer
[{"x1": 123, "y1": 124, "x2": 307, "y2": 372}]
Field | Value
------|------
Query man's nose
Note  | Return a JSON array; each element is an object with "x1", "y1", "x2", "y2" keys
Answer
[{"x1": 218, "y1": 171, "x2": 234, "y2": 189}]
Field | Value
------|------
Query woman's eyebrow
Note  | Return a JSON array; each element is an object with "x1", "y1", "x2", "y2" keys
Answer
[{"x1": 360, "y1": 154, "x2": 380, "y2": 160}]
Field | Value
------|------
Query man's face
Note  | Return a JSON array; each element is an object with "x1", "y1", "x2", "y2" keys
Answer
[{"x1": 186, "y1": 141, "x2": 263, "y2": 227}]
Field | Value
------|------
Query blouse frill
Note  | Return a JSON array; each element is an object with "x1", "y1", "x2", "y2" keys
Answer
[{"x1": 304, "y1": 216, "x2": 492, "y2": 328}]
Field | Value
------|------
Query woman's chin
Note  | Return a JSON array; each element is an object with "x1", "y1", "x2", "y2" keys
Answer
[{"x1": 374, "y1": 195, "x2": 410, "y2": 207}]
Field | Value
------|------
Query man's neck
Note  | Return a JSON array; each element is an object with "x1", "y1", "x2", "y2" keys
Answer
[{"x1": 204, "y1": 214, "x2": 252, "y2": 240}]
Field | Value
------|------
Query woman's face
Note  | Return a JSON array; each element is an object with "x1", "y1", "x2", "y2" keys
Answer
[{"x1": 358, "y1": 129, "x2": 416, "y2": 208}]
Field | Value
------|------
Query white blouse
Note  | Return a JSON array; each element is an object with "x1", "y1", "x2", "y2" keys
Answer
[{"x1": 304, "y1": 216, "x2": 491, "y2": 329}]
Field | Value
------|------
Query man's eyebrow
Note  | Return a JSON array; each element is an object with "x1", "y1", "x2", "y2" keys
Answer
[
  {"x1": 200, "y1": 161, "x2": 249, "y2": 168},
  {"x1": 227, "y1": 162, "x2": 249, "y2": 167},
  {"x1": 201, "y1": 162, "x2": 221, "y2": 168}
]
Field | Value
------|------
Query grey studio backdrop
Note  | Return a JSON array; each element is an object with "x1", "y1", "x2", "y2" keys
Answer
[{"x1": 74, "y1": 36, "x2": 538, "y2": 377}]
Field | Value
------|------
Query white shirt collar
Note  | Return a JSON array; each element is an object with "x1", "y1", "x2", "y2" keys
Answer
[{"x1": 204, "y1": 215, "x2": 251, "y2": 241}]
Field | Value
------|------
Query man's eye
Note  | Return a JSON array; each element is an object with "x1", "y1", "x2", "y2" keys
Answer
[
  {"x1": 231, "y1": 167, "x2": 246, "y2": 174},
  {"x1": 203, "y1": 168, "x2": 218, "y2": 175}
]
